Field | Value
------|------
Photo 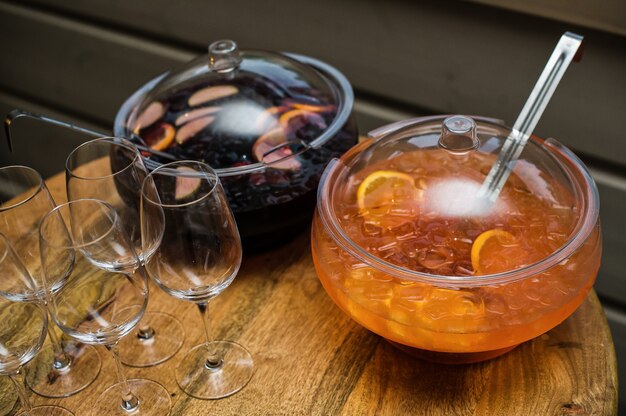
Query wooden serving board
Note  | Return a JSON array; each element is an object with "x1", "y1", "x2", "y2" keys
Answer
[{"x1": 0, "y1": 171, "x2": 617, "y2": 416}]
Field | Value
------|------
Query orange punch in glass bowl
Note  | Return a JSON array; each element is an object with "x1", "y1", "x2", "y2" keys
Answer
[{"x1": 311, "y1": 115, "x2": 602, "y2": 364}]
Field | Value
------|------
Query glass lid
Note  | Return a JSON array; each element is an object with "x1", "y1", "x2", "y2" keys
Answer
[
  {"x1": 128, "y1": 40, "x2": 341, "y2": 171},
  {"x1": 321, "y1": 115, "x2": 596, "y2": 280}
]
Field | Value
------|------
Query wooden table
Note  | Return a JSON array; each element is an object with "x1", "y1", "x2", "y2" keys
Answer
[{"x1": 0, "y1": 171, "x2": 618, "y2": 416}]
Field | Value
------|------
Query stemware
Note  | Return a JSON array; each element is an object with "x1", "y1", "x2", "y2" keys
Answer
[
  {"x1": 0, "y1": 165, "x2": 100, "y2": 398},
  {"x1": 141, "y1": 161, "x2": 254, "y2": 399},
  {"x1": 0, "y1": 233, "x2": 74, "y2": 415},
  {"x1": 66, "y1": 137, "x2": 184, "y2": 367},
  {"x1": 39, "y1": 199, "x2": 171, "y2": 415}
]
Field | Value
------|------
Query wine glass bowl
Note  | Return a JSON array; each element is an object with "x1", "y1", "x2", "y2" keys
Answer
[
  {"x1": 0, "y1": 299, "x2": 47, "y2": 375},
  {"x1": 0, "y1": 234, "x2": 47, "y2": 375},
  {"x1": 141, "y1": 165, "x2": 240, "y2": 302},
  {"x1": 0, "y1": 166, "x2": 68, "y2": 298},
  {"x1": 0, "y1": 231, "x2": 40, "y2": 303},
  {"x1": 0, "y1": 247, "x2": 48, "y2": 375},
  {"x1": 38, "y1": 199, "x2": 149, "y2": 345},
  {"x1": 49, "y1": 266, "x2": 147, "y2": 345},
  {"x1": 65, "y1": 137, "x2": 149, "y2": 263}
]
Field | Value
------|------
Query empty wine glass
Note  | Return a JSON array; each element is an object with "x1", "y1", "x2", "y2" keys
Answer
[
  {"x1": 0, "y1": 165, "x2": 100, "y2": 398},
  {"x1": 141, "y1": 160, "x2": 254, "y2": 400},
  {"x1": 66, "y1": 137, "x2": 184, "y2": 367},
  {"x1": 0, "y1": 233, "x2": 74, "y2": 415},
  {"x1": 39, "y1": 199, "x2": 171, "y2": 416}
]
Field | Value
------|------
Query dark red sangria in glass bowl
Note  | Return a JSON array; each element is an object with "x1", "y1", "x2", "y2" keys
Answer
[{"x1": 114, "y1": 40, "x2": 357, "y2": 251}]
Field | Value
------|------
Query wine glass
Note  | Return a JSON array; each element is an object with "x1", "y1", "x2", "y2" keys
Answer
[
  {"x1": 0, "y1": 165, "x2": 101, "y2": 398},
  {"x1": 141, "y1": 160, "x2": 254, "y2": 399},
  {"x1": 66, "y1": 137, "x2": 184, "y2": 367},
  {"x1": 0, "y1": 232, "x2": 74, "y2": 415},
  {"x1": 39, "y1": 199, "x2": 171, "y2": 415}
]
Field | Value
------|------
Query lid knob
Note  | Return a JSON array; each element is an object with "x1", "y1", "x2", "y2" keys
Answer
[
  {"x1": 438, "y1": 115, "x2": 479, "y2": 154},
  {"x1": 208, "y1": 40, "x2": 242, "y2": 73}
]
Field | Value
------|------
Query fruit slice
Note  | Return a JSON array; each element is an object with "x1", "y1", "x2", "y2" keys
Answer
[
  {"x1": 291, "y1": 102, "x2": 335, "y2": 113},
  {"x1": 471, "y1": 229, "x2": 524, "y2": 275},
  {"x1": 175, "y1": 106, "x2": 220, "y2": 126},
  {"x1": 144, "y1": 123, "x2": 175, "y2": 151},
  {"x1": 135, "y1": 102, "x2": 165, "y2": 131},
  {"x1": 252, "y1": 128, "x2": 302, "y2": 171},
  {"x1": 356, "y1": 170, "x2": 420, "y2": 220},
  {"x1": 175, "y1": 166, "x2": 202, "y2": 200},
  {"x1": 188, "y1": 85, "x2": 238, "y2": 107},
  {"x1": 279, "y1": 109, "x2": 326, "y2": 132},
  {"x1": 175, "y1": 116, "x2": 214, "y2": 145}
]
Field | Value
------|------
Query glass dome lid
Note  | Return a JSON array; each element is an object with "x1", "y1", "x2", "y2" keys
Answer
[
  {"x1": 125, "y1": 40, "x2": 352, "y2": 175},
  {"x1": 317, "y1": 115, "x2": 599, "y2": 285}
]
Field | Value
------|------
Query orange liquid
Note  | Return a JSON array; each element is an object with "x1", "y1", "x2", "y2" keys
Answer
[{"x1": 312, "y1": 149, "x2": 601, "y2": 362}]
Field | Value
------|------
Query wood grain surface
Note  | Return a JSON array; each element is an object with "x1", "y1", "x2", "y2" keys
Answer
[{"x1": 0, "y1": 170, "x2": 618, "y2": 416}]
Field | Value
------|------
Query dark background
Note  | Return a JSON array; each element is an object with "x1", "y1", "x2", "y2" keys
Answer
[{"x1": 1, "y1": 0, "x2": 624, "y2": 412}]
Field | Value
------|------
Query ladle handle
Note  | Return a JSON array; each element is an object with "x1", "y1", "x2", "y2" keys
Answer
[
  {"x1": 3, "y1": 109, "x2": 178, "y2": 161},
  {"x1": 4, "y1": 109, "x2": 109, "y2": 152},
  {"x1": 478, "y1": 32, "x2": 584, "y2": 202}
]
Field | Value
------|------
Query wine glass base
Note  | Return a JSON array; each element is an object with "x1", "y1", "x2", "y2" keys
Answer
[
  {"x1": 118, "y1": 311, "x2": 185, "y2": 367},
  {"x1": 17, "y1": 405, "x2": 74, "y2": 415},
  {"x1": 92, "y1": 379, "x2": 171, "y2": 416},
  {"x1": 176, "y1": 341, "x2": 254, "y2": 400},
  {"x1": 25, "y1": 343, "x2": 101, "y2": 398}
]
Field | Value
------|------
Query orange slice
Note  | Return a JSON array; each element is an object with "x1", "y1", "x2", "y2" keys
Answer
[
  {"x1": 252, "y1": 128, "x2": 302, "y2": 171},
  {"x1": 278, "y1": 109, "x2": 326, "y2": 132},
  {"x1": 471, "y1": 229, "x2": 521, "y2": 275},
  {"x1": 145, "y1": 123, "x2": 175, "y2": 151},
  {"x1": 356, "y1": 170, "x2": 420, "y2": 224},
  {"x1": 291, "y1": 103, "x2": 335, "y2": 113}
]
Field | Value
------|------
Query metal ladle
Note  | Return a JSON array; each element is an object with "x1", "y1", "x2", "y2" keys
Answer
[
  {"x1": 3, "y1": 109, "x2": 179, "y2": 161},
  {"x1": 477, "y1": 32, "x2": 585, "y2": 202}
]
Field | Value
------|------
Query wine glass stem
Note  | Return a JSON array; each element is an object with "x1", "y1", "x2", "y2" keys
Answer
[
  {"x1": 135, "y1": 266, "x2": 155, "y2": 341},
  {"x1": 106, "y1": 343, "x2": 140, "y2": 412},
  {"x1": 45, "y1": 309, "x2": 71, "y2": 370},
  {"x1": 137, "y1": 324, "x2": 156, "y2": 341},
  {"x1": 198, "y1": 302, "x2": 223, "y2": 369},
  {"x1": 9, "y1": 368, "x2": 32, "y2": 412}
]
